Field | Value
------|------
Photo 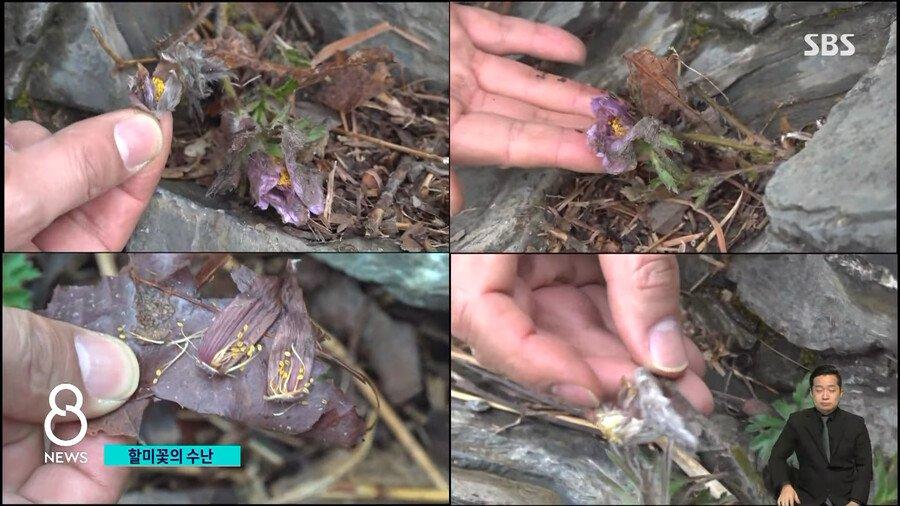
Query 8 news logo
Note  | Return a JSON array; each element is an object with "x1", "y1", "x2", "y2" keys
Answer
[{"x1": 43, "y1": 383, "x2": 89, "y2": 464}]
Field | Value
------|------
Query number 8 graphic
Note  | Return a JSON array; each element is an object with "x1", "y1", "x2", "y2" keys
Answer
[{"x1": 44, "y1": 383, "x2": 87, "y2": 447}]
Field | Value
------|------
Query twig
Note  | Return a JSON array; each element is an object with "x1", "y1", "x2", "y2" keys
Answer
[
  {"x1": 320, "y1": 484, "x2": 448, "y2": 503},
  {"x1": 292, "y1": 4, "x2": 316, "y2": 38},
  {"x1": 664, "y1": 198, "x2": 728, "y2": 252},
  {"x1": 333, "y1": 128, "x2": 447, "y2": 163},
  {"x1": 267, "y1": 410, "x2": 377, "y2": 503},
  {"x1": 366, "y1": 158, "x2": 413, "y2": 236},
  {"x1": 95, "y1": 253, "x2": 117, "y2": 276},
  {"x1": 696, "y1": 89, "x2": 773, "y2": 147},
  {"x1": 90, "y1": 27, "x2": 158, "y2": 70},
  {"x1": 317, "y1": 324, "x2": 449, "y2": 494},
  {"x1": 156, "y1": 2, "x2": 216, "y2": 51}
]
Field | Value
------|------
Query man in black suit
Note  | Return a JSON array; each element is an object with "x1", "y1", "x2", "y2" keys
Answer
[{"x1": 769, "y1": 365, "x2": 873, "y2": 506}]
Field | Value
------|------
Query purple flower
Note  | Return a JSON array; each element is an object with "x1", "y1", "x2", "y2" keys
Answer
[
  {"x1": 247, "y1": 151, "x2": 312, "y2": 226},
  {"x1": 586, "y1": 93, "x2": 639, "y2": 174}
]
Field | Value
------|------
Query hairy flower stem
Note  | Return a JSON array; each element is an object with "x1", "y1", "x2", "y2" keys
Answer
[{"x1": 676, "y1": 132, "x2": 775, "y2": 159}]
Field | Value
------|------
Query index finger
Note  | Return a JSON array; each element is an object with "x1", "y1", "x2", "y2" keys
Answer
[
  {"x1": 451, "y1": 111, "x2": 605, "y2": 172},
  {"x1": 453, "y1": 3, "x2": 587, "y2": 64}
]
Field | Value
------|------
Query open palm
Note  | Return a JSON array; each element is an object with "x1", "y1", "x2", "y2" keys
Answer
[
  {"x1": 450, "y1": 4, "x2": 609, "y2": 214},
  {"x1": 452, "y1": 254, "x2": 713, "y2": 413}
]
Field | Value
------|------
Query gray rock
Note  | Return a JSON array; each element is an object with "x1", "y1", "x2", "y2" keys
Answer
[
  {"x1": 299, "y1": 3, "x2": 448, "y2": 90},
  {"x1": 4, "y1": 2, "x2": 58, "y2": 100},
  {"x1": 26, "y1": 3, "x2": 133, "y2": 113},
  {"x1": 310, "y1": 252, "x2": 448, "y2": 311},
  {"x1": 451, "y1": 468, "x2": 563, "y2": 505},
  {"x1": 763, "y1": 21, "x2": 897, "y2": 252},
  {"x1": 773, "y1": 2, "x2": 866, "y2": 24},
  {"x1": 108, "y1": 3, "x2": 189, "y2": 59},
  {"x1": 683, "y1": 2, "x2": 895, "y2": 133},
  {"x1": 823, "y1": 352, "x2": 898, "y2": 456},
  {"x1": 684, "y1": 291, "x2": 758, "y2": 350},
  {"x1": 506, "y1": 2, "x2": 615, "y2": 38},
  {"x1": 127, "y1": 182, "x2": 400, "y2": 252},
  {"x1": 727, "y1": 254, "x2": 898, "y2": 354},
  {"x1": 721, "y1": 3, "x2": 775, "y2": 35},
  {"x1": 451, "y1": 399, "x2": 647, "y2": 504}
]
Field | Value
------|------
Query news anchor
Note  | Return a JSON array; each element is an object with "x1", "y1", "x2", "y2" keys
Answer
[{"x1": 769, "y1": 365, "x2": 873, "y2": 506}]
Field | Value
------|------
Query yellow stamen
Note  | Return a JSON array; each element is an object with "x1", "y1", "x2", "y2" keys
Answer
[
  {"x1": 151, "y1": 76, "x2": 165, "y2": 102},
  {"x1": 277, "y1": 168, "x2": 292, "y2": 187},
  {"x1": 609, "y1": 116, "x2": 627, "y2": 137}
]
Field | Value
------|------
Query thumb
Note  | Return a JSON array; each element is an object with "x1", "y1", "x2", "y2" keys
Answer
[
  {"x1": 2, "y1": 307, "x2": 140, "y2": 422},
  {"x1": 599, "y1": 255, "x2": 689, "y2": 377},
  {"x1": 5, "y1": 109, "x2": 165, "y2": 241}
]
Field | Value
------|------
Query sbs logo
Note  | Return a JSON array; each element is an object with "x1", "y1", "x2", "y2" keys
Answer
[{"x1": 44, "y1": 383, "x2": 87, "y2": 447}]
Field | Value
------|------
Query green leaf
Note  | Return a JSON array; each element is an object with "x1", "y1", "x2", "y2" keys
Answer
[
  {"x1": 3, "y1": 254, "x2": 41, "y2": 309},
  {"x1": 657, "y1": 132, "x2": 684, "y2": 154},
  {"x1": 271, "y1": 78, "x2": 299, "y2": 100},
  {"x1": 792, "y1": 372, "x2": 812, "y2": 406},
  {"x1": 264, "y1": 141, "x2": 284, "y2": 159},
  {"x1": 279, "y1": 47, "x2": 311, "y2": 68},
  {"x1": 772, "y1": 399, "x2": 794, "y2": 420}
]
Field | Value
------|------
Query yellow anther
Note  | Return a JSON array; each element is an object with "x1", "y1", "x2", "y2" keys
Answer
[
  {"x1": 609, "y1": 116, "x2": 627, "y2": 137},
  {"x1": 176, "y1": 321, "x2": 184, "y2": 327},
  {"x1": 155, "y1": 369, "x2": 162, "y2": 376},
  {"x1": 277, "y1": 168, "x2": 291, "y2": 187},
  {"x1": 284, "y1": 351, "x2": 291, "y2": 357},
  {"x1": 152, "y1": 378, "x2": 159, "y2": 385},
  {"x1": 151, "y1": 76, "x2": 165, "y2": 102}
]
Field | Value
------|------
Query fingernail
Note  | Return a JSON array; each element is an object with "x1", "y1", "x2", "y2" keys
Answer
[
  {"x1": 114, "y1": 113, "x2": 162, "y2": 172},
  {"x1": 74, "y1": 332, "x2": 139, "y2": 401},
  {"x1": 551, "y1": 384, "x2": 600, "y2": 408},
  {"x1": 648, "y1": 317, "x2": 688, "y2": 373}
]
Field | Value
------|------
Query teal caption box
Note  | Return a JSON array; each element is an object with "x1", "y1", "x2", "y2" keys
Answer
[{"x1": 104, "y1": 444, "x2": 241, "y2": 467}]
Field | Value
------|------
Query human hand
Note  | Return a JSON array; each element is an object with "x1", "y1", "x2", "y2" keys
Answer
[
  {"x1": 2, "y1": 306, "x2": 140, "y2": 503},
  {"x1": 451, "y1": 254, "x2": 713, "y2": 413},
  {"x1": 847, "y1": 501, "x2": 859, "y2": 506},
  {"x1": 449, "y1": 4, "x2": 608, "y2": 216},
  {"x1": 5, "y1": 109, "x2": 173, "y2": 251},
  {"x1": 777, "y1": 483, "x2": 800, "y2": 506}
]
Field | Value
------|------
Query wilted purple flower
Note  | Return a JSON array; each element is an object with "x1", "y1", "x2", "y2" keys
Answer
[
  {"x1": 281, "y1": 126, "x2": 325, "y2": 216},
  {"x1": 128, "y1": 63, "x2": 182, "y2": 118},
  {"x1": 247, "y1": 151, "x2": 325, "y2": 226},
  {"x1": 586, "y1": 93, "x2": 639, "y2": 174}
]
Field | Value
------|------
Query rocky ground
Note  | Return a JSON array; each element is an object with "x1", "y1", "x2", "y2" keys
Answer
[{"x1": 451, "y1": 2, "x2": 897, "y2": 252}]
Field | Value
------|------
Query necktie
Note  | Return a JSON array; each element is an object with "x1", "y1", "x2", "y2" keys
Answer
[{"x1": 821, "y1": 416, "x2": 831, "y2": 464}]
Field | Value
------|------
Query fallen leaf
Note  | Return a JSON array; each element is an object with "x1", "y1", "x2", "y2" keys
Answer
[{"x1": 40, "y1": 255, "x2": 365, "y2": 447}]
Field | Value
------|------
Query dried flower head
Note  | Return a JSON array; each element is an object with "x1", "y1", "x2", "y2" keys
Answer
[
  {"x1": 593, "y1": 368, "x2": 698, "y2": 451},
  {"x1": 197, "y1": 275, "x2": 282, "y2": 375},
  {"x1": 265, "y1": 263, "x2": 316, "y2": 401},
  {"x1": 158, "y1": 41, "x2": 233, "y2": 122},
  {"x1": 128, "y1": 41, "x2": 232, "y2": 121}
]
